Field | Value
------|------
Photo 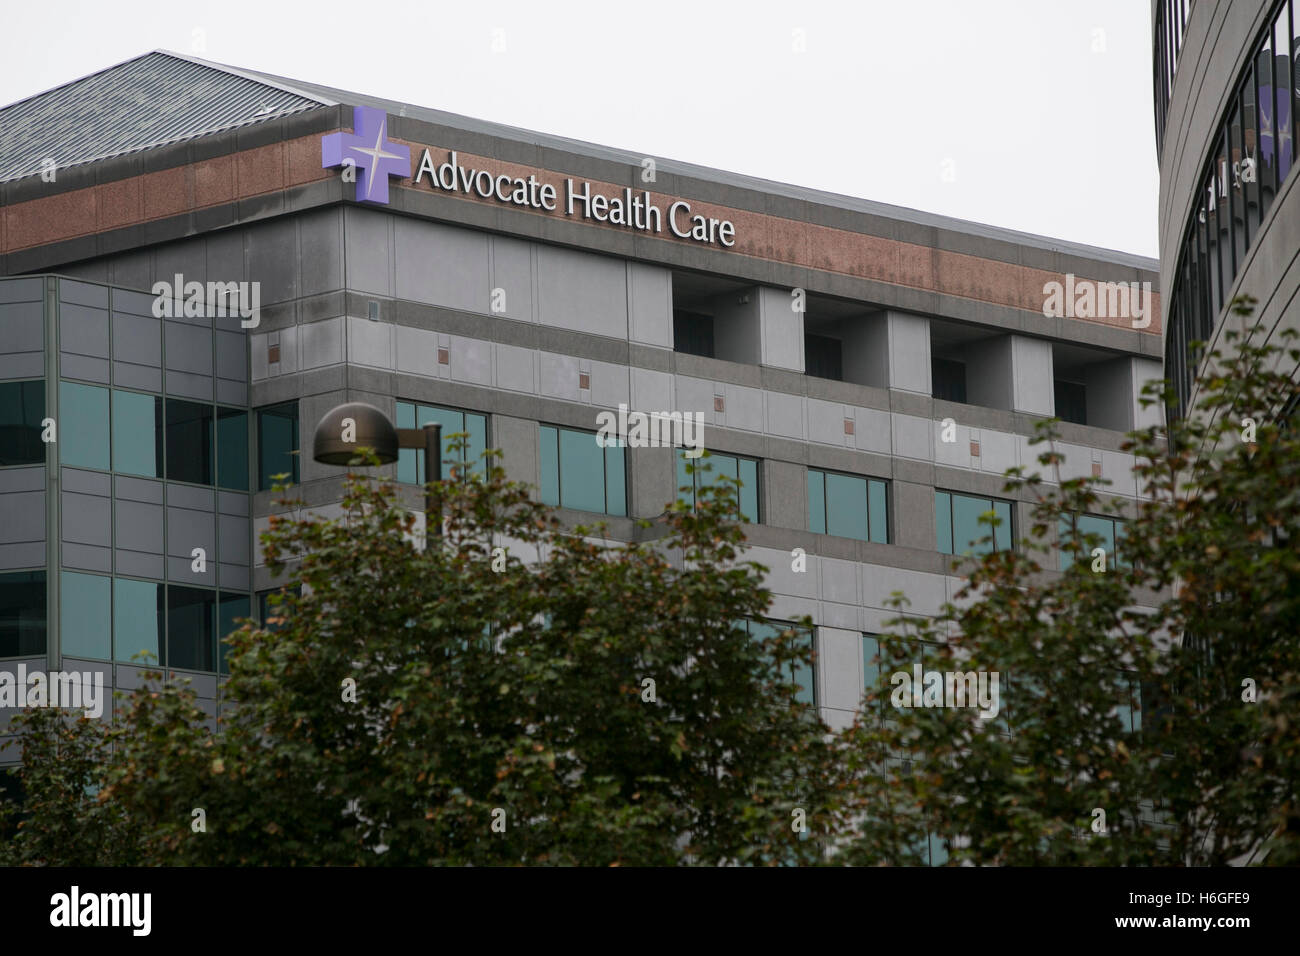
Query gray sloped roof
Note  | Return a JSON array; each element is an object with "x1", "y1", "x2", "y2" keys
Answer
[{"x1": 0, "y1": 50, "x2": 331, "y2": 184}]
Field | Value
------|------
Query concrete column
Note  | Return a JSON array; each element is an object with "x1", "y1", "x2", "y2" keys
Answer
[
  {"x1": 492, "y1": 414, "x2": 538, "y2": 489},
  {"x1": 1083, "y1": 356, "x2": 1164, "y2": 431},
  {"x1": 627, "y1": 444, "x2": 677, "y2": 519},
  {"x1": 758, "y1": 286, "x2": 804, "y2": 372},
  {"x1": 764, "y1": 459, "x2": 808, "y2": 531},
  {"x1": 891, "y1": 480, "x2": 936, "y2": 551},
  {"x1": 627, "y1": 262, "x2": 672, "y2": 349},
  {"x1": 967, "y1": 334, "x2": 1054, "y2": 416}
]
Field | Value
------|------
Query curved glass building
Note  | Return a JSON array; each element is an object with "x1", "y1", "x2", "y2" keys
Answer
[{"x1": 1155, "y1": 0, "x2": 1300, "y2": 419}]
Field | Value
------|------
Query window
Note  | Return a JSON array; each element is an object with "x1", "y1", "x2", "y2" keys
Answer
[
  {"x1": 0, "y1": 570, "x2": 46, "y2": 657},
  {"x1": 862, "y1": 633, "x2": 883, "y2": 714},
  {"x1": 257, "y1": 402, "x2": 299, "y2": 489},
  {"x1": 1054, "y1": 380, "x2": 1087, "y2": 426},
  {"x1": 217, "y1": 592, "x2": 251, "y2": 675},
  {"x1": 1059, "y1": 513, "x2": 1128, "y2": 570},
  {"x1": 60, "y1": 571, "x2": 111, "y2": 660},
  {"x1": 113, "y1": 578, "x2": 163, "y2": 665},
  {"x1": 165, "y1": 399, "x2": 214, "y2": 485},
  {"x1": 676, "y1": 450, "x2": 758, "y2": 522},
  {"x1": 395, "y1": 401, "x2": 487, "y2": 484},
  {"x1": 804, "y1": 333, "x2": 843, "y2": 381},
  {"x1": 257, "y1": 586, "x2": 300, "y2": 633},
  {"x1": 112, "y1": 390, "x2": 162, "y2": 478},
  {"x1": 1164, "y1": 0, "x2": 1300, "y2": 423},
  {"x1": 167, "y1": 585, "x2": 216, "y2": 672},
  {"x1": 0, "y1": 380, "x2": 45, "y2": 466},
  {"x1": 936, "y1": 490, "x2": 1013, "y2": 555},
  {"x1": 863, "y1": 633, "x2": 936, "y2": 720},
  {"x1": 217, "y1": 408, "x2": 249, "y2": 491},
  {"x1": 932, "y1": 358, "x2": 967, "y2": 404},
  {"x1": 807, "y1": 469, "x2": 888, "y2": 543},
  {"x1": 1115, "y1": 673, "x2": 1142, "y2": 735},
  {"x1": 925, "y1": 832, "x2": 950, "y2": 867},
  {"x1": 745, "y1": 619, "x2": 815, "y2": 706},
  {"x1": 539, "y1": 425, "x2": 626, "y2": 516},
  {"x1": 58, "y1": 381, "x2": 110, "y2": 470},
  {"x1": 673, "y1": 309, "x2": 714, "y2": 358}
]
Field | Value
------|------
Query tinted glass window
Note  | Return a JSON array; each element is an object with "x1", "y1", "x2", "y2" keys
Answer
[
  {"x1": 746, "y1": 618, "x2": 815, "y2": 706},
  {"x1": 0, "y1": 570, "x2": 46, "y2": 657},
  {"x1": 59, "y1": 381, "x2": 110, "y2": 470},
  {"x1": 112, "y1": 390, "x2": 162, "y2": 478},
  {"x1": 808, "y1": 469, "x2": 888, "y2": 542},
  {"x1": 538, "y1": 425, "x2": 626, "y2": 516},
  {"x1": 257, "y1": 403, "x2": 299, "y2": 489},
  {"x1": 1059, "y1": 513, "x2": 1128, "y2": 570},
  {"x1": 394, "y1": 402, "x2": 488, "y2": 483},
  {"x1": 217, "y1": 407, "x2": 249, "y2": 491},
  {"x1": 113, "y1": 577, "x2": 163, "y2": 665},
  {"x1": 257, "y1": 586, "x2": 300, "y2": 634},
  {"x1": 673, "y1": 310, "x2": 714, "y2": 358},
  {"x1": 937, "y1": 490, "x2": 1013, "y2": 555},
  {"x1": 217, "y1": 592, "x2": 251, "y2": 675},
  {"x1": 932, "y1": 358, "x2": 967, "y2": 404},
  {"x1": 60, "y1": 571, "x2": 111, "y2": 660},
  {"x1": 0, "y1": 380, "x2": 45, "y2": 466},
  {"x1": 1054, "y1": 380, "x2": 1087, "y2": 425},
  {"x1": 165, "y1": 399, "x2": 214, "y2": 485},
  {"x1": 167, "y1": 585, "x2": 215, "y2": 672},
  {"x1": 805, "y1": 334, "x2": 843, "y2": 381},
  {"x1": 676, "y1": 450, "x2": 759, "y2": 522}
]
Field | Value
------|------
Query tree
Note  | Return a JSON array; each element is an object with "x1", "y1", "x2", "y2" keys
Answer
[
  {"x1": 5, "y1": 302, "x2": 1298, "y2": 867},
  {"x1": 0, "y1": 706, "x2": 141, "y2": 866},
  {"x1": 2, "y1": 445, "x2": 839, "y2": 866},
  {"x1": 836, "y1": 297, "x2": 1300, "y2": 866}
]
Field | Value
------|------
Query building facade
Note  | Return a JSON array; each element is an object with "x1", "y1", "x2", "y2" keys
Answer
[
  {"x1": 1155, "y1": 0, "x2": 1300, "y2": 419},
  {"x1": 0, "y1": 54, "x2": 1162, "y2": 827}
]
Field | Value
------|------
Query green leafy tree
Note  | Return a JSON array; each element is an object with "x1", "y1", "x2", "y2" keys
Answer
[
  {"x1": 3, "y1": 446, "x2": 839, "y2": 866},
  {"x1": 0, "y1": 707, "x2": 142, "y2": 866},
  {"x1": 836, "y1": 298, "x2": 1300, "y2": 866}
]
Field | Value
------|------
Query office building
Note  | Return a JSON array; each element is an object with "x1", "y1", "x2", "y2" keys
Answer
[{"x1": 1, "y1": 54, "x2": 1163, "y2": 843}]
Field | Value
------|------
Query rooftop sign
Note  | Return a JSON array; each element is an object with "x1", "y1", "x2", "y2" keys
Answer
[
  {"x1": 412, "y1": 149, "x2": 736, "y2": 247},
  {"x1": 321, "y1": 106, "x2": 736, "y2": 246}
]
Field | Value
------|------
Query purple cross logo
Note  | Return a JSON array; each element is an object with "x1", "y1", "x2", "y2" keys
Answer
[{"x1": 321, "y1": 106, "x2": 411, "y2": 205}]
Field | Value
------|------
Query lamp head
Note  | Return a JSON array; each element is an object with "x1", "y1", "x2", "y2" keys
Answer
[{"x1": 312, "y1": 401, "x2": 399, "y2": 465}]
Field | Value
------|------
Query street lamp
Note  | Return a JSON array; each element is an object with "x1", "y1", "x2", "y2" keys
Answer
[{"x1": 312, "y1": 401, "x2": 442, "y2": 543}]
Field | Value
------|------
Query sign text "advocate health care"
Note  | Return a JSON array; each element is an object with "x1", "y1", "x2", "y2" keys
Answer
[{"x1": 413, "y1": 149, "x2": 737, "y2": 247}]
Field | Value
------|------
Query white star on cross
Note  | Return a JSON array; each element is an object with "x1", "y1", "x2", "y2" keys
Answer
[{"x1": 349, "y1": 118, "x2": 403, "y2": 200}]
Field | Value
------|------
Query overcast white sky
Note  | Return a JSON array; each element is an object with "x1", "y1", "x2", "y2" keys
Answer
[{"x1": 0, "y1": 0, "x2": 1159, "y2": 258}]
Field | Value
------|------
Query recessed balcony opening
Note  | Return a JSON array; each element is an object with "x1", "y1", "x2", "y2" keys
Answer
[
  {"x1": 929, "y1": 319, "x2": 1001, "y2": 408},
  {"x1": 670, "y1": 271, "x2": 751, "y2": 363},
  {"x1": 802, "y1": 293, "x2": 891, "y2": 386},
  {"x1": 1053, "y1": 342, "x2": 1131, "y2": 430}
]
